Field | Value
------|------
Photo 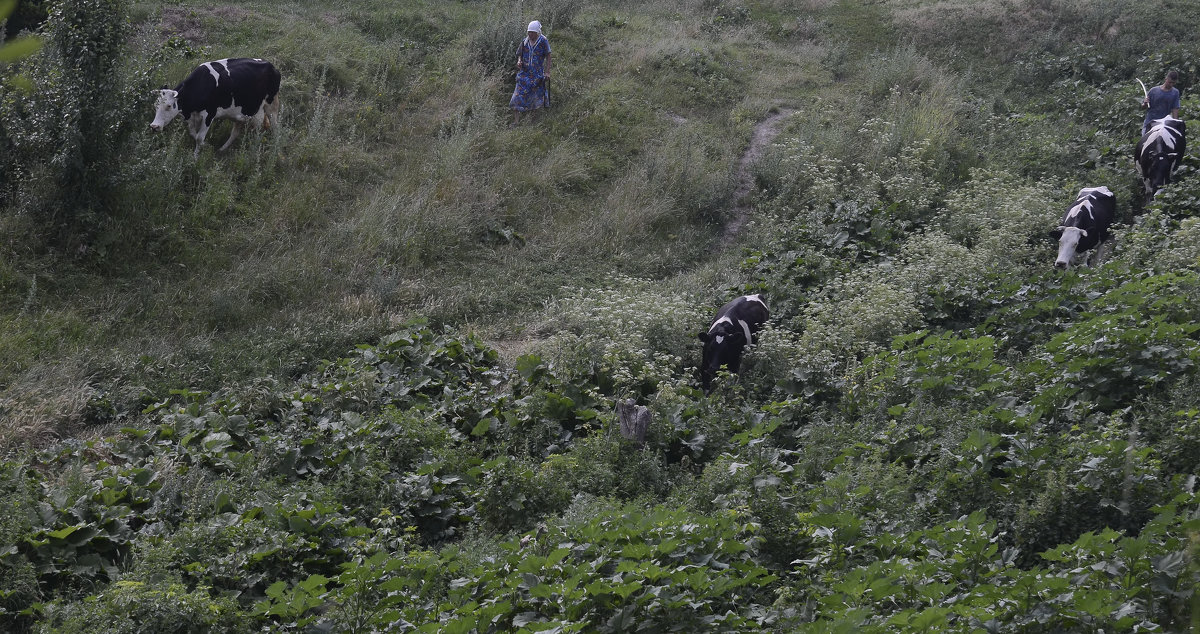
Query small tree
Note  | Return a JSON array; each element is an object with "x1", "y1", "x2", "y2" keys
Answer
[
  {"x1": 1, "y1": 0, "x2": 48, "y2": 40},
  {"x1": 0, "y1": 0, "x2": 43, "y2": 62},
  {"x1": 0, "y1": 0, "x2": 42, "y2": 223},
  {"x1": 0, "y1": 0, "x2": 127, "y2": 246},
  {"x1": 45, "y1": 0, "x2": 128, "y2": 231}
]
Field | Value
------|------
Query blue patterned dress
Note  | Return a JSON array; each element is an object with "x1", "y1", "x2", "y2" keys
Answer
[{"x1": 510, "y1": 35, "x2": 551, "y2": 112}]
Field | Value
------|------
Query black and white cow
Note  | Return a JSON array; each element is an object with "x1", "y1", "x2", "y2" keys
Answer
[
  {"x1": 1050, "y1": 186, "x2": 1115, "y2": 270},
  {"x1": 697, "y1": 294, "x2": 769, "y2": 391},
  {"x1": 1135, "y1": 116, "x2": 1186, "y2": 200},
  {"x1": 150, "y1": 58, "x2": 281, "y2": 157}
]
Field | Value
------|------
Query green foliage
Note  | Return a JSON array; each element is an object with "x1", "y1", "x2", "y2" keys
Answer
[
  {"x1": 471, "y1": 456, "x2": 572, "y2": 535},
  {"x1": 0, "y1": 460, "x2": 41, "y2": 627},
  {"x1": 442, "y1": 505, "x2": 776, "y2": 632},
  {"x1": 2, "y1": 0, "x2": 48, "y2": 39},
  {"x1": 467, "y1": 6, "x2": 527, "y2": 77},
  {"x1": 466, "y1": 0, "x2": 580, "y2": 77},
  {"x1": 536, "y1": 276, "x2": 706, "y2": 397},
  {"x1": 860, "y1": 331, "x2": 1010, "y2": 408},
  {"x1": 0, "y1": 0, "x2": 40, "y2": 64},
  {"x1": 12, "y1": 460, "x2": 164, "y2": 591},
  {"x1": 0, "y1": 0, "x2": 134, "y2": 241},
  {"x1": 5, "y1": 0, "x2": 1200, "y2": 631},
  {"x1": 1023, "y1": 271, "x2": 1200, "y2": 416},
  {"x1": 252, "y1": 505, "x2": 779, "y2": 632},
  {"x1": 34, "y1": 579, "x2": 242, "y2": 633},
  {"x1": 785, "y1": 496, "x2": 1199, "y2": 632}
]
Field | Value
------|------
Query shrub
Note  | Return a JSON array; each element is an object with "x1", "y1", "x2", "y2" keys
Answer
[
  {"x1": 0, "y1": 461, "x2": 40, "y2": 629},
  {"x1": 535, "y1": 276, "x2": 706, "y2": 396},
  {"x1": 0, "y1": 0, "x2": 135, "y2": 243},
  {"x1": 1010, "y1": 413, "x2": 1169, "y2": 562},
  {"x1": 740, "y1": 322, "x2": 807, "y2": 397},
  {"x1": 34, "y1": 579, "x2": 242, "y2": 634},
  {"x1": 471, "y1": 456, "x2": 572, "y2": 535},
  {"x1": 2, "y1": 0, "x2": 50, "y2": 38},
  {"x1": 542, "y1": 429, "x2": 677, "y2": 501},
  {"x1": 797, "y1": 277, "x2": 923, "y2": 367},
  {"x1": 1025, "y1": 272, "x2": 1200, "y2": 415},
  {"x1": 435, "y1": 505, "x2": 778, "y2": 632},
  {"x1": 932, "y1": 168, "x2": 1059, "y2": 262},
  {"x1": 857, "y1": 330, "x2": 1012, "y2": 412},
  {"x1": 1115, "y1": 212, "x2": 1200, "y2": 272}
]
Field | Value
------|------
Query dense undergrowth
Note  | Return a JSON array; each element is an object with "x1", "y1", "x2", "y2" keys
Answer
[{"x1": 2, "y1": 0, "x2": 1200, "y2": 631}]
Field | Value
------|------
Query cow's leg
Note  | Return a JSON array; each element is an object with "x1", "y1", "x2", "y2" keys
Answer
[
  {"x1": 1085, "y1": 249, "x2": 1097, "y2": 268},
  {"x1": 218, "y1": 121, "x2": 244, "y2": 152},
  {"x1": 263, "y1": 96, "x2": 281, "y2": 130},
  {"x1": 188, "y1": 118, "x2": 210, "y2": 158},
  {"x1": 1089, "y1": 241, "x2": 1112, "y2": 268}
]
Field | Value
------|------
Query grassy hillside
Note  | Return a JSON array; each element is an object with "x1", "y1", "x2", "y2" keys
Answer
[
  {"x1": 2, "y1": 0, "x2": 814, "y2": 439},
  {"x1": 2, "y1": 0, "x2": 1200, "y2": 631}
]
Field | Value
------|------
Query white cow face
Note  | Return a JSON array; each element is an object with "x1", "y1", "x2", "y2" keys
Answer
[
  {"x1": 1054, "y1": 226, "x2": 1086, "y2": 270},
  {"x1": 149, "y1": 89, "x2": 181, "y2": 130}
]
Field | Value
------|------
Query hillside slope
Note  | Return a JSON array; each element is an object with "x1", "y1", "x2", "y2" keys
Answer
[{"x1": 2, "y1": 0, "x2": 1200, "y2": 631}]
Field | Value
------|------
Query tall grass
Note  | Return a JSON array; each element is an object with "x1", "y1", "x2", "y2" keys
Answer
[
  {"x1": 6, "y1": 0, "x2": 1180, "y2": 448},
  {"x1": 890, "y1": 0, "x2": 1200, "y2": 73},
  {"x1": 5, "y1": 1, "x2": 1200, "y2": 631}
]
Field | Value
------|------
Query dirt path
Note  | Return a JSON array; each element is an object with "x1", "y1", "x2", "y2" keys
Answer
[
  {"x1": 719, "y1": 108, "x2": 796, "y2": 247},
  {"x1": 490, "y1": 109, "x2": 797, "y2": 362}
]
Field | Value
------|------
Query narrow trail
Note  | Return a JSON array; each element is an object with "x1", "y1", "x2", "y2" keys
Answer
[
  {"x1": 718, "y1": 108, "x2": 796, "y2": 248},
  {"x1": 490, "y1": 109, "x2": 797, "y2": 360}
]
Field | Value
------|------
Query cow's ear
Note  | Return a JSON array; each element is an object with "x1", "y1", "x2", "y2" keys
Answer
[
  {"x1": 698, "y1": 332, "x2": 710, "y2": 342},
  {"x1": 1050, "y1": 227, "x2": 1063, "y2": 240},
  {"x1": 160, "y1": 84, "x2": 168, "y2": 90}
]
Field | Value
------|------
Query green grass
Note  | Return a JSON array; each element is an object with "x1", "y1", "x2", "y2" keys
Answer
[
  {"x1": 5, "y1": 0, "x2": 1200, "y2": 630},
  {"x1": 2, "y1": 0, "x2": 820, "y2": 439},
  {"x1": 0, "y1": 0, "x2": 1187, "y2": 446},
  {"x1": 0, "y1": 0, "x2": 1163, "y2": 438}
]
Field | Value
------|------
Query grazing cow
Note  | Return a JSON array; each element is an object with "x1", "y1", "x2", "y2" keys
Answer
[
  {"x1": 1050, "y1": 186, "x2": 1116, "y2": 270},
  {"x1": 150, "y1": 58, "x2": 281, "y2": 157},
  {"x1": 697, "y1": 294, "x2": 769, "y2": 391},
  {"x1": 1135, "y1": 116, "x2": 1186, "y2": 200}
]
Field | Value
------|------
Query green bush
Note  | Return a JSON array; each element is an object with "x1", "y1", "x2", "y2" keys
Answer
[
  {"x1": 535, "y1": 276, "x2": 705, "y2": 396},
  {"x1": 437, "y1": 505, "x2": 778, "y2": 632},
  {"x1": 34, "y1": 579, "x2": 242, "y2": 634},
  {"x1": 1025, "y1": 272, "x2": 1200, "y2": 416},
  {"x1": 5, "y1": 1, "x2": 1200, "y2": 631},
  {"x1": 0, "y1": 0, "x2": 135, "y2": 242},
  {"x1": 0, "y1": 461, "x2": 40, "y2": 629},
  {"x1": 471, "y1": 456, "x2": 572, "y2": 534}
]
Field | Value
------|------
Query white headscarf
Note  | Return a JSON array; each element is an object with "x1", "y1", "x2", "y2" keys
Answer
[{"x1": 527, "y1": 20, "x2": 542, "y2": 35}]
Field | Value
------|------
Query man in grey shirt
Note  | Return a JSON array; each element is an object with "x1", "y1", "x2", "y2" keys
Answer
[{"x1": 1142, "y1": 70, "x2": 1181, "y2": 134}]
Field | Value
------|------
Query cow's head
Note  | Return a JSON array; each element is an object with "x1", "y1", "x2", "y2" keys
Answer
[
  {"x1": 1143, "y1": 150, "x2": 1179, "y2": 194},
  {"x1": 1052, "y1": 225, "x2": 1087, "y2": 270},
  {"x1": 149, "y1": 88, "x2": 181, "y2": 131},
  {"x1": 698, "y1": 319, "x2": 749, "y2": 391},
  {"x1": 1139, "y1": 122, "x2": 1185, "y2": 195}
]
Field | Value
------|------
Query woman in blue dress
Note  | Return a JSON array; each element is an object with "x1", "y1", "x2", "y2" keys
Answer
[{"x1": 510, "y1": 20, "x2": 551, "y2": 124}]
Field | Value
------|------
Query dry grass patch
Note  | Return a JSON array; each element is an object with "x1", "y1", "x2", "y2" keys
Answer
[
  {"x1": 886, "y1": 0, "x2": 1057, "y2": 59},
  {"x1": 0, "y1": 363, "x2": 97, "y2": 451}
]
